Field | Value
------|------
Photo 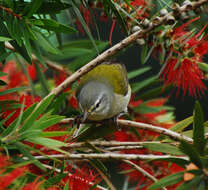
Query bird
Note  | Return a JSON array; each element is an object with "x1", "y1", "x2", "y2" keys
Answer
[{"x1": 75, "y1": 62, "x2": 131, "y2": 123}]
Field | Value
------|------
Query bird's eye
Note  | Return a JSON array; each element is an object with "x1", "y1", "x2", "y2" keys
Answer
[{"x1": 95, "y1": 102, "x2": 100, "y2": 108}]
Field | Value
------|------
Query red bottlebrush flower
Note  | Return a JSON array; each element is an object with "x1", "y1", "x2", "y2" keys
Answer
[
  {"x1": 2, "y1": 94, "x2": 41, "y2": 126},
  {"x1": 63, "y1": 166, "x2": 100, "y2": 190},
  {"x1": 160, "y1": 17, "x2": 208, "y2": 96},
  {"x1": 69, "y1": 96, "x2": 78, "y2": 108},
  {"x1": 161, "y1": 57, "x2": 206, "y2": 96},
  {"x1": 21, "y1": 177, "x2": 43, "y2": 190},
  {"x1": 27, "y1": 63, "x2": 36, "y2": 81},
  {"x1": 75, "y1": 5, "x2": 91, "y2": 34},
  {"x1": 131, "y1": 0, "x2": 146, "y2": 7},
  {"x1": 109, "y1": 20, "x2": 116, "y2": 46},
  {"x1": 0, "y1": 167, "x2": 27, "y2": 190},
  {"x1": 1, "y1": 61, "x2": 28, "y2": 88},
  {"x1": 0, "y1": 155, "x2": 9, "y2": 169},
  {"x1": 54, "y1": 71, "x2": 70, "y2": 92}
]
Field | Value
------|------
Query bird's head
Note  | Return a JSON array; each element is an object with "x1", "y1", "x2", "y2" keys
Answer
[{"x1": 77, "y1": 81, "x2": 114, "y2": 121}]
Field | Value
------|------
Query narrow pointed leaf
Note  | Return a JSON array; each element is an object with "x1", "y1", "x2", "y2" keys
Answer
[
  {"x1": 143, "y1": 143, "x2": 183, "y2": 155},
  {"x1": 148, "y1": 171, "x2": 185, "y2": 190},
  {"x1": 179, "y1": 141, "x2": 202, "y2": 168},
  {"x1": 193, "y1": 101, "x2": 205, "y2": 155},
  {"x1": 20, "y1": 94, "x2": 55, "y2": 132},
  {"x1": 170, "y1": 116, "x2": 193, "y2": 132},
  {"x1": 128, "y1": 67, "x2": 151, "y2": 80}
]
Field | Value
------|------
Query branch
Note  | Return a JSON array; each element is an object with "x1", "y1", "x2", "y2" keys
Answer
[
  {"x1": 118, "y1": 119, "x2": 193, "y2": 143},
  {"x1": 31, "y1": 153, "x2": 188, "y2": 161},
  {"x1": 0, "y1": 5, "x2": 22, "y2": 19},
  {"x1": 66, "y1": 141, "x2": 162, "y2": 148},
  {"x1": 42, "y1": 0, "x2": 208, "y2": 98},
  {"x1": 62, "y1": 118, "x2": 193, "y2": 143}
]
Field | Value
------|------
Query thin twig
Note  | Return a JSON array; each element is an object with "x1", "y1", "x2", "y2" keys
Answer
[
  {"x1": 0, "y1": 5, "x2": 22, "y2": 19},
  {"x1": 31, "y1": 153, "x2": 188, "y2": 161},
  {"x1": 105, "y1": 145, "x2": 143, "y2": 151},
  {"x1": 123, "y1": 160, "x2": 167, "y2": 190},
  {"x1": 66, "y1": 141, "x2": 161, "y2": 148},
  {"x1": 118, "y1": 119, "x2": 193, "y2": 143},
  {"x1": 42, "y1": 164, "x2": 108, "y2": 190},
  {"x1": 38, "y1": 0, "x2": 208, "y2": 99}
]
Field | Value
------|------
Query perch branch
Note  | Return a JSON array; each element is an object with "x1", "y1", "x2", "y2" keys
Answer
[{"x1": 62, "y1": 118, "x2": 193, "y2": 143}]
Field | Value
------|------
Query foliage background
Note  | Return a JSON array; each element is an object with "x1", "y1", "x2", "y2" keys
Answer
[{"x1": 0, "y1": 0, "x2": 208, "y2": 190}]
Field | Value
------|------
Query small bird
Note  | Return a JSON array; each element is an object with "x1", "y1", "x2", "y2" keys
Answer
[{"x1": 76, "y1": 62, "x2": 131, "y2": 123}]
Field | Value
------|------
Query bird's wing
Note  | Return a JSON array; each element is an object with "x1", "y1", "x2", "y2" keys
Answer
[{"x1": 77, "y1": 62, "x2": 129, "y2": 96}]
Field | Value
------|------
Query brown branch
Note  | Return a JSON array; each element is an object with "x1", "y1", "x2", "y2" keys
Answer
[
  {"x1": 40, "y1": 0, "x2": 208, "y2": 98},
  {"x1": 66, "y1": 141, "x2": 161, "y2": 148},
  {"x1": 62, "y1": 118, "x2": 193, "y2": 143},
  {"x1": 0, "y1": 5, "x2": 22, "y2": 19},
  {"x1": 31, "y1": 153, "x2": 188, "y2": 161},
  {"x1": 105, "y1": 145, "x2": 143, "y2": 151},
  {"x1": 118, "y1": 119, "x2": 193, "y2": 143}
]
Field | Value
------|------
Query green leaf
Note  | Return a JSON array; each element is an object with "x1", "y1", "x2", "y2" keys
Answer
[
  {"x1": 170, "y1": 116, "x2": 193, "y2": 132},
  {"x1": 63, "y1": 180, "x2": 69, "y2": 190},
  {"x1": 193, "y1": 101, "x2": 205, "y2": 155},
  {"x1": 176, "y1": 176, "x2": 202, "y2": 190},
  {"x1": 71, "y1": 1, "x2": 99, "y2": 54},
  {"x1": 143, "y1": 143, "x2": 183, "y2": 155},
  {"x1": 0, "y1": 71, "x2": 8, "y2": 77},
  {"x1": 32, "y1": 115, "x2": 65, "y2": 130},
  {"x1": 128, "y1": 67, "x2": 151, "y2": 80},
  {"x1": 34, "y1": 61, "x2": 49, "y2": 95},
  {"x1": 141, "y1": 44, "x2": 148, "y2": 65},
  {"x1": 131, "y1": 76, "x2": 158, "y2": 93},
  {"x1": 0, "y1": 87, "x2": 27, "y2": 96},
  {"x1": 26, "y1": 0, "x2": 43, "y2": 18},
  {"x1": 197, "y1": 62, "x2": 208, "y2": 72},
  {"x1": 34, "y1": 32, "x2": 61, "y2": 55},
  {"x1": 179, "y1": 141, "x2": 202, "y2": 168},
  {"x1": 135, "y1": 102, "x2": 174, "y2": 114},
  {"x1": 151, "y1": 157, "x2": 188, "y2": 167},
  {"x1": 0, "y1": 36, "x2": 12, "y2": 42},
  {"x1": 27, "y1": 137, "x2": 66, "y2": 148},
  {"x1": 1, "y1": 103, "x2": 37, "y2": 137},
  {"x1": 32, "y1": 19, "x2": 76, "y2": 33},
  {"x1": 39, "y1": 131, "x2": 69, "y2": 138},
  {"x1": 20, "y1": 94, "x2": 55, "y2": 132},
  {"x1": 10, "y1": 40, "x2": 32, "y2": 64},
  {"x1": 44, "y1": 173, "x2": 67, "y2": 188},
  {"x1": 148, "y1": 171, "x2": 185, "y2": 190}
]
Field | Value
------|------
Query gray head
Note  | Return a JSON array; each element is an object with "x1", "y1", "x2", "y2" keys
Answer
[{"x1": 77, "y1": 81, "x2": 114, "y2": 121}]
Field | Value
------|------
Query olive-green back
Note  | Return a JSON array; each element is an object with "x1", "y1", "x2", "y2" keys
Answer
[{"x1": 77, "y1": 63, "x2": 129, "y2": 96}]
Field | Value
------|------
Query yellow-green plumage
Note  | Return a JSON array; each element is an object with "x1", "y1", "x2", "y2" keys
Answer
[{"x1": 77, "y1": 63, "x2": 129, "y2": 96}]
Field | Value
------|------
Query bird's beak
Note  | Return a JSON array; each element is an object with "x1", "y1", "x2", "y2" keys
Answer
[{"x1": 81, "y1": 111, "x2": 89, "y2": 123}]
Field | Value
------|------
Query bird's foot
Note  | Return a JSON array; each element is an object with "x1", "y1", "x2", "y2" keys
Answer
[{"x1": 73, "y1": 114, "x2": 83, "y2": 129}]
